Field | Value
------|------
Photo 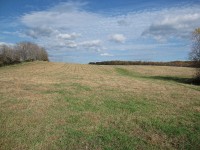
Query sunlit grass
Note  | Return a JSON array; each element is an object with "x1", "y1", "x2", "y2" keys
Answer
[{"x1": 0, "y1": 62, "x2": 200, "y2": 149}]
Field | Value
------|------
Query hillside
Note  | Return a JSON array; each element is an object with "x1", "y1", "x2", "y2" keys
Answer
[{"x1": 0, "y1": 61, "x2": 200, "y2": 149}]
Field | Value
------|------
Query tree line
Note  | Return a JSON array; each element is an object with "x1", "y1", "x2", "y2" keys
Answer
[
  {"x1": 89, "y1": 61, "x2": 194, "y2": 67},
  {"x1": 0, "y1": 42, "x2": 49, "y2": 66}
]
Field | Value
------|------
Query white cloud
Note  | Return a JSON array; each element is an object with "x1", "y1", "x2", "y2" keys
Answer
[
  {"x1": 20, "y1": 4, "x2": 102, "y2": 29},
  {"x1": 110, "y1": 34, "x2": 126, "y2": 43},
  {"x1": 142, "y1": 11, "x2": 200, "y2": 41},
  {"x1": 16, "y1": 1, "x2": 200, "y2": 62},
  {"x1": 100, "y1": 53, "x2": 114, "y2": 56},
  {"x1": 66, "y1": 41, "x2": 78, "y2": 48},
  {"x1": 57, "y1": 33, "x2": 81, "y2": 40},
  {"x1": 20, "y1": 2, "x2": 200, "y2": 45},
  {"x1": 79, "y1": 40, "x2": 101, "y2": 47},
  {"x1": 25, "y1": 27, "x2": 55, "y2": 39},
  {"x1": 77, "y1": 40, "x2": 104, "y2": 52},
  {"x1": 0, "y1": 42, "x2": 14, "y2": 47}
]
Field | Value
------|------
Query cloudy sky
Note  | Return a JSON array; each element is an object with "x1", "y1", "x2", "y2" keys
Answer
[{"x1": 0, "y1": 0, "x2": 200, "y2": 63}]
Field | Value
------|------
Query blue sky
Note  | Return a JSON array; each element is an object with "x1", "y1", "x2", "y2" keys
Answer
[{"x1": 1, "y1": 0, "x2": 200, "y2": 63}]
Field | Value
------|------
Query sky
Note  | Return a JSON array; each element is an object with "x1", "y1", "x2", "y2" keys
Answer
[{"x1": 0, "y1": 0, "x2": 200, "y2": 63}]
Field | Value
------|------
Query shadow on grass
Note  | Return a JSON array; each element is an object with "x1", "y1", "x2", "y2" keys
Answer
[
  {"x1": 146, "y1": 76, "x2": 200, "y2": 85},
  {"x1": 115, "y1": 67, "x2": 200, "y2": 85}
]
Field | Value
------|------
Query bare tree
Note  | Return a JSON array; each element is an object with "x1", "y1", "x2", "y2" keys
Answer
[
  {"x1": 39, "y1": 47, "x2": 49, "y2": 61},
  {"x1": 0, "y1": 42, "x2": 49, "y2": 66},
  {"x1": 189, "y1": 28, "x2": 200, "y2": 83},
  {"x1": 0, "y1": 45, "x2": 20, "y2": 65},
  {"x1": 17, "y1": 42, "x2": 35, "y2": 61},
  {"x1": 16, "y1": 42, "x2": 49, "y2": 62}
]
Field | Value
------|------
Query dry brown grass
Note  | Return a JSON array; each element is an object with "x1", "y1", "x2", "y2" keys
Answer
[{"x1": 0, "y1": 61, "x2": 200, "y2": 149}]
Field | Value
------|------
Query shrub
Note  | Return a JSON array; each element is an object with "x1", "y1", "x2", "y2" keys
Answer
[{"x1": 0, "y1": 42, "x2": 49, "y2": 66}]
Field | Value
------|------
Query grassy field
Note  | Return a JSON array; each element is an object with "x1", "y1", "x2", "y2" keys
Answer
[{"x1": 0, "y1": 61, "x2": 200, "y2": 150}]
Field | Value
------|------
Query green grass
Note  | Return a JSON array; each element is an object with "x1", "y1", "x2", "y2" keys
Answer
[
  {"x1": 0, "y1": 62, "x2": 200, "y2": 149},
  {"x1": 115, "y1": 67, "x2": 200, "y2": 88},
  {"x1": 115, "y1": 67, "x2": 141, "y2": 78}
]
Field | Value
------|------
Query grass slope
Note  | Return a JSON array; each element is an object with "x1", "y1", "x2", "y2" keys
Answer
[{"x1": 0, "y1": 62, "x2": 200, "y2": 149}]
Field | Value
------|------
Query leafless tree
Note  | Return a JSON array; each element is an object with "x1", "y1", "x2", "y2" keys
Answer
[
  {"x1": 0, "y1": 45, "x2": 20, "y2": 65},
  {"x1": 189, "y1": 28, "x2": 200, "y2": 83},
  {"x1": 16, "y1": 42, "x2": 49, "y2": 62},
  {"x1": 0, "y1": 42, "x2": 49, "y2": 66}
]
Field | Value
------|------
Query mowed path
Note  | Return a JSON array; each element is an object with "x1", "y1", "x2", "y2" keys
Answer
[{"x1": 0, "y1": 61, "x2": 200, "y2": 150}]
